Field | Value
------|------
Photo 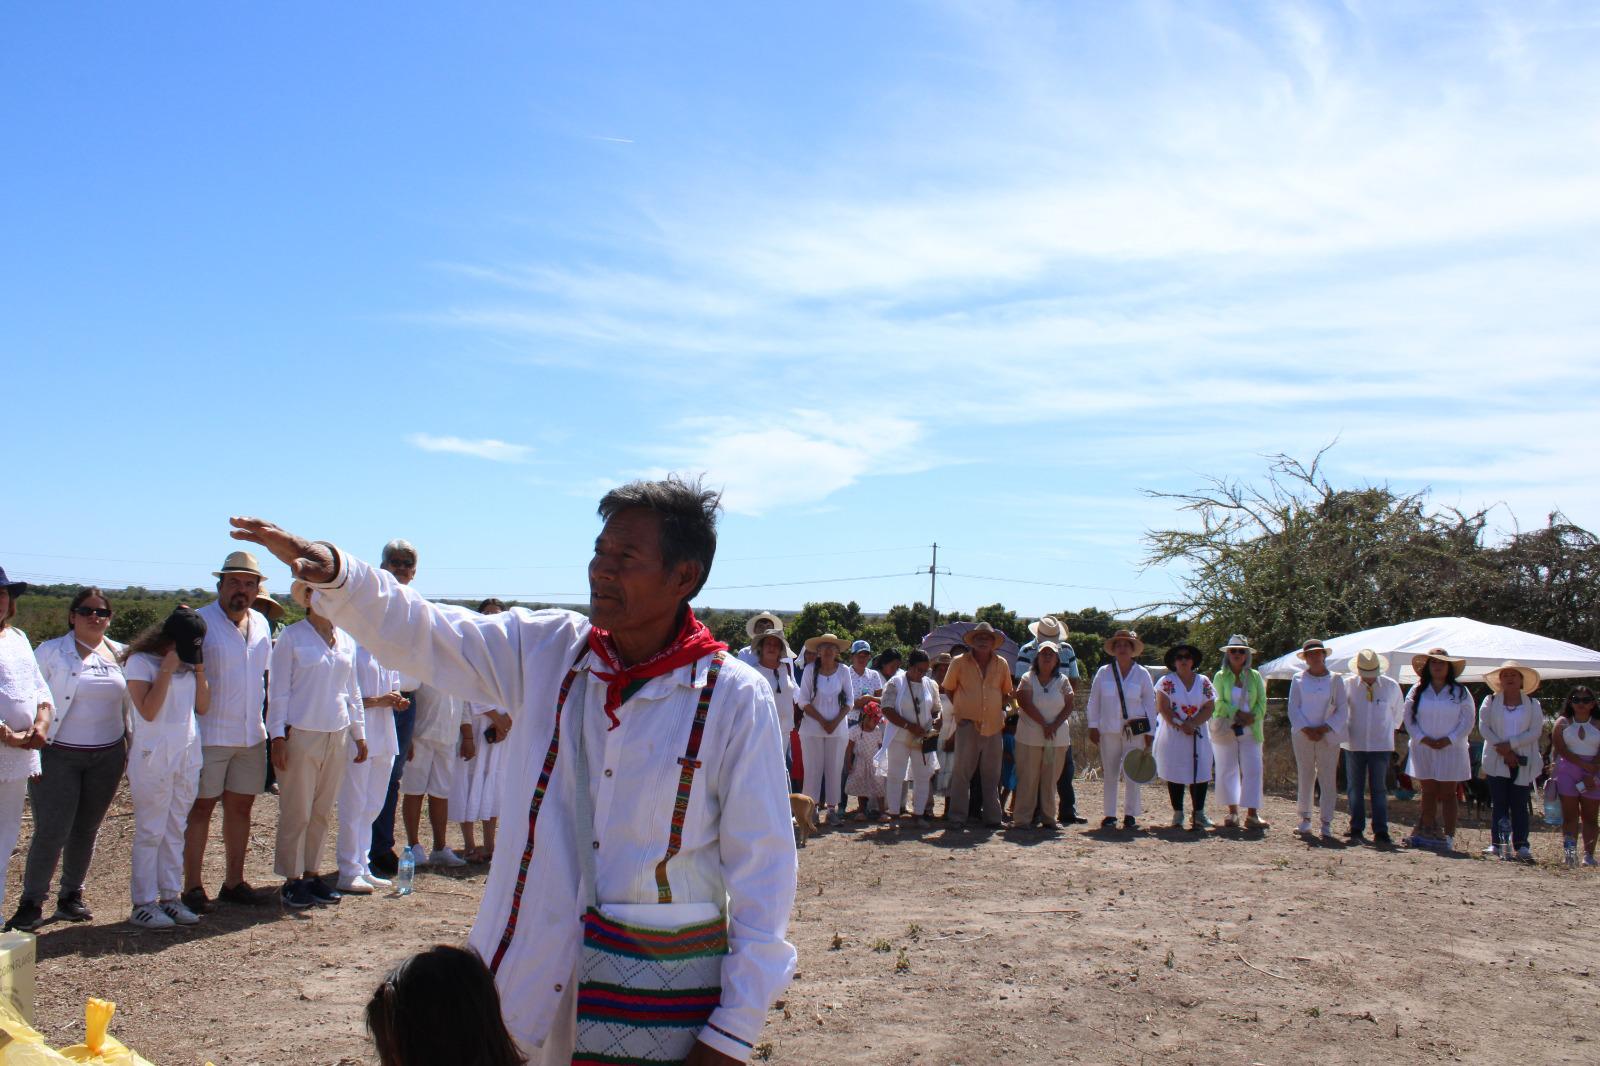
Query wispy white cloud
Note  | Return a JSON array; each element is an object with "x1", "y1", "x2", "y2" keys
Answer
[{"x1": 407, "y1": 433, "x2": 533, "y2": 463}]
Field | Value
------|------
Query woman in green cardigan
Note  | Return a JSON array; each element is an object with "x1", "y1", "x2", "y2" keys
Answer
[{"x1": 1210, "y1": 635, "x2": 1269, "y2": 829}]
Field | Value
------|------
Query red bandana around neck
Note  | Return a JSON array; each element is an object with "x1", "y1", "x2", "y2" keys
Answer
[{"x1": 586, "y1": 607, "x2": 726, "y2": 730}]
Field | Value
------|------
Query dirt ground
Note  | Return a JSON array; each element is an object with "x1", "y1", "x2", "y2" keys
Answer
[{"x1": 10, "y1": 777, "x2": 1597, "y2": 1066}]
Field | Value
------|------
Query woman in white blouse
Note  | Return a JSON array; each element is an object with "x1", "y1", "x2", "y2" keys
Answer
[
  {"x1": 798, "y1": 633, "x2": 852, "y2": 825},
  {"x1": 268, "y1": 582, "x2": 367, "y2": 909},
  {"x1": 1288, "y1": 639, "x2": 1348, "y2": 839},
  {"x1": 1012, "y1": 643, "x2": 1073, "y2": 830},
  {"x1": 454, "y1": 599, "x2": 514, "y2": 866},
  {"x1": 1403, "y1": 648, "x2": 1474, "y2": 852},
  {"x1": 122, "y1": 610, "x2": 209, "y2": 929},
  {"x1": 1477, "y1": 661, "x2": 1543, "y2": 861},
  {"x1": 1154, "y1": 643, "x2": 1215, "y2": 831},
  {"x1": 13, "y1": 589, "x2": 131, "y2": 932},
  {"x1": 0, "y1": 574, "x2": 52, "y2": 923}
]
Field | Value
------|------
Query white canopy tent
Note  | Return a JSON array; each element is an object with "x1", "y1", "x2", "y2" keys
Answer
[{"x1": 1258, "y1": 617, "x2": 1600, "y2": 685}]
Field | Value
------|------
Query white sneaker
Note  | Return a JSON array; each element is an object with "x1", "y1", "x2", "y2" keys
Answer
[
  {"x1": 1296, "y1": 819, "x2": 1312, "y2": 834},
  {"x1": 336, "y1": 875, "x2": 374, "y2": 895},
  {"x1": 429, "y1": 847, "x2": 468, "y2": 868},
  {"x1": 405, "y1": 843, "x2": 429, "y2": 867},
  {"x1": 362, "y1": 869, "x2": 392, "y2": 888},
  {"x1": 158, "y1": 898, "x2": 201, "y2": 926},
  {"x1": 1320, "y1": 822, "x2": 1334, "y2": 839},
  {"x1": 1442, "y1": 835, "x2": 1455, "y2": 852},
  {"x1": 1170, "y1": 811, "x2": 1185, "y2": 828},
  {"x1": 130, "y1": 902, "x2": 176, "y2": 930},
  {"x1": 1482, "y1": 844, "x2": 1501, "y2": 857}
]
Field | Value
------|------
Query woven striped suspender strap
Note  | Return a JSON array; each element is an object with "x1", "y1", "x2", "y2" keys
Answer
[
  {"x1": 490, "y1": 647, "x2": 588, "y2": 974},
  {"x1": 653, "y1": 651, "x2": 726, "y2": 904}
]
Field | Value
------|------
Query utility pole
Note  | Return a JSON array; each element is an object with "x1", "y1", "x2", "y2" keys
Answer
[{"x1": 925, "y1": 543, "x2": 949, "y2": 635}]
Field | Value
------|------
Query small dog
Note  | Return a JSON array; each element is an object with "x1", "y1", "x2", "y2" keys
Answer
[{"x1": 790, "y1": 793, "x2": 820, "y2": 848}]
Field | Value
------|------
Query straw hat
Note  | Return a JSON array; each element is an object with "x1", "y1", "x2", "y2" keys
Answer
[
  {"x1": 804, "y1": 633, "x2": 848, "y2": 655},
  {"x1": 1484, "y1": 660, "x2": 1541, "y2": 694},
  {"x1": 745, "y1": 611, "x2": 782, "y2": 640},
  {"x1": 1410, "y1": 647, "x2": 1467, "y2": 677},
  {"x1": 965, "y1": 622, "x2": 1001, "y2": 646},
  {"x1": 1029, "y1": 616, "x2": 1069, "y2": 640},
  {"x1": 252, "y1": 586, "x2": 286, "y2": 623},
  {"x1": 213, "y1": 550, "x2": 267, "y2": 580},
  {"x1": 1122, "y1": 748, "x2": 1157, "y2": 784},
  {"x1": 1033, "y1": 640, "x2": 1062, "y2": 658},
  {"x1": 1352, "y1": 648, "x2": 1388, "y2": 676},
  {"x1": 1164, "y1": 642, "x2": 1204, "y2": 671},
  {"x1": 1219, "y1": 634, "x2": 1255, "y2": 653},
  {"x1": 1295, "y1": 638, "x2": 1332, "y2": 661},
  {"x1": 933, "y1": 652, "x2": 953, "y2": 666},
  {"x1": 750, "y1": 630, "x2": 794, "y2": 661},
  {"x1": 1102, "y1": 629, "x2": 1145, "y2": 656}
]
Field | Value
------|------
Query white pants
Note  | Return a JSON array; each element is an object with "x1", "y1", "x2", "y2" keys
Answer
[
  {"x1": 0, "y1": 778, "x2": 27, "y2": 907},
  {"x1": 800, "y1": 733, "x2": 848, "y2": 809},
  {"x1": 1211, "y1": 727, "x2": 1264, "y2": 808},
  {"x1": 128, "y1": 750, "x2": 200, "y2": 904},
  {"x1": 1293, "y1": 731, "x2": 1341, "y2": 825},
  {"x1": 337, "y1": 747, "x2": 396, "y2": 880},
  {"x1": 1097, "y1": 729, "x2": 1145, "y2": 819},
  {"x1": 883, "y1": 738, "x2": 937, "y2": 816}
]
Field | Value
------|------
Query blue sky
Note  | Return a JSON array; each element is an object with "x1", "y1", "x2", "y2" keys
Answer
[{"x1": 5, "y1": 2, "x2": 1599, "y2": 618}]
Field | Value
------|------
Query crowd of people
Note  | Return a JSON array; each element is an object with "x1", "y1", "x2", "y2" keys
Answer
[{"x1": 743, "y1": 613, "x2": 1600, "y2": 865}]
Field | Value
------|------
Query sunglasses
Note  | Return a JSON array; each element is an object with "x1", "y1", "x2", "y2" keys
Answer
[
  {"x1": 1572, "y1": 696, "x2": 1597, "y2": 705},
  {"x1": 73, "y1": 607, "x2": 113, "y2": 619}
]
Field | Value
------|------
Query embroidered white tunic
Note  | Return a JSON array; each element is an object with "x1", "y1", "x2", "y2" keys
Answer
[{"x1": 306, "y1": 550, "x2": 797, "y2": 1059}]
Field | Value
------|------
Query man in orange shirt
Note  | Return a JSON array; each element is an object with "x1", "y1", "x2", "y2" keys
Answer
[{"x1": 941, "y1": 622, "x2": 1014, "y2": 827}]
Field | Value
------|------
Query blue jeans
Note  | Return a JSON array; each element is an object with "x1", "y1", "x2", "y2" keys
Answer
[
  {"x1": 370, "y1": 699, "x2": 417, "y2": 860},
  {"x1": 1344, "y1": 750, "x2": 1391, "y2": 835},
  {"x1": 1486, "y1": 774, "x2": 1531, "y2": 850}
]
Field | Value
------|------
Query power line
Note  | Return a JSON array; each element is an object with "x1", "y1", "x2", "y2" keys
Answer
[{"x1": 947, "y1": 571, "x2": 1151, "y2": 595}]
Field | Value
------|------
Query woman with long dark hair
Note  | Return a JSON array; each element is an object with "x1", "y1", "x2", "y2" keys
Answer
[
  {"x1": 1402, "y1": 648, "x2": 1474, "y2": 852},
  {"x1": 11, "y1": 589, "x2": 131, "y2": 931},
  {"x1": 367, "y1": 945, "x2": 525, "y2": 1066},
  {"x1": 1552, "y1": 684, "x2": 1600, "y2": 866}
]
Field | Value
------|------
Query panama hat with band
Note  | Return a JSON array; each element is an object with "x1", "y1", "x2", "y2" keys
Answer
[
  {"x1": 1352, "y1": 648, "x2": 1389, "y2": 676},
  {"x1": 964, "y1": 622, "x2": 1001, "y2": 645},
  {"x1": 214, "y1": 550, "x2": 267, "y2": 580},
  {"x1": 1410, "y1": 647, "x2": 1466, "y2": 677},
  {"x1": 745, "y1": 611, "x2": 782, "y2": 640},
  {"x1": 1164, "y1": 642, "x2": 1204, "y2": 670},
  {"x1": 1029, "y1": 616, "x2": 1069, "y2": 640},
  {"x1": 1295, "y1": 638, "x2": 1333, "y2": 661},
  {"x1": 1103, "y1": 629, "x2": 1145, "y2": 656},
  {"x1": 1220, "y1": 634, "x2": 1255, "y2": 653},
  {"x1": 1122, "y1": 747, "x2": 1157, "y2": 784},
  {"x1": 804, "y1": 633, "x2": 848, "y2": 655},
  {"x1": 1484, "y1": 660, "x2": 1541, "y2": 694}
]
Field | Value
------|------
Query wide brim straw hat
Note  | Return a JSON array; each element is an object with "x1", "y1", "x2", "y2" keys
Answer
[
  {"x1": 804, "y1": 633, "x2": 848, "y2": 655},
  {"x1": 1219, "y1": 634, "x2": 1254, "y2": 653},
  {"x1": 1352, "y1": 648, "x2": 1389, "y2": 675},
  {"x1": 965, "y1": 622, "x2": 1001, "y2": 645},
  {"x1": 1029, "y1": 616, "x2": 1069, "y2": 640},
  {"x1": 1122, "y1": 748, "x2": 1157, "y2": 784},
  {"x1": 1410, "y1": 647, "x2": 1467, "y2": 677},
  {"x1": 1484, "y1": 660, "x2": 1541, "y2": 694},
  {"x1": 751, "y1": 630, "x2": 794, "y2": 660},
  {"x1": 745, "y1": 611, "x2": 782, "y2": 640},
  {"x1": 213, "y1": 550, "x2": 267, "y2": 580},
  {"x1": 1295, "y1": 638, "x2": 1333, "y2": 661},
  {"x1": 1103, "y1": 629, "x2": 1145, "y2": 656},
  {"x1": 1164, "y1": 642, "x2": 1204, "y2": 670},
  {"x1": 933, "y1": 652, "x2": 953, "y2": 666},
  {"x1": 252, "y1": 586, "x2": 285, "y2": 623}
]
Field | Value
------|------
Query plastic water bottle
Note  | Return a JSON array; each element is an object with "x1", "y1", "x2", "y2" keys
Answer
[
  {"x1": 1497, "y1": 817, "x2": 1513, "y2": 861},
  {"x1": 1565, "y1": 839, "x2": 1579, "y2": 869},
  {"x1": 1544, "y1": 790, "x2": 1563, "y2": 826},
  {"x1": 397, "y1": 850, "x2": 416, "y2": 895}
]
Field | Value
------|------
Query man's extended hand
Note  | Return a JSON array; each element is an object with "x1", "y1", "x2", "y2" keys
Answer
[{"x1": 229, "y1": 517, "x2": 338, "y2": 583}]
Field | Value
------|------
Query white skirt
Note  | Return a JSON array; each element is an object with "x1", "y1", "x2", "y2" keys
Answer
[
  {"x1": 1405, "y1": 737, "x2": 1471, "y2": 783},
  {"x1": 1154, "y1": 718, "x2": 1213, "y2": 784},
  {"x1": 452, "y1": 732, "x2": 505, "y2": 822}
]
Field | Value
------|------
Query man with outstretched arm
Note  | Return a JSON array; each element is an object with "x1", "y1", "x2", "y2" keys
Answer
[{"x1": 229, "y1": 474, "x2": 796, "y2": 1065}]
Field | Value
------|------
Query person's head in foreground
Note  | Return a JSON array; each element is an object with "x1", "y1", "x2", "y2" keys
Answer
[
  {"x1": 590, "y1": 475, "x2": 719, "y2": 654},
  {"x1": 367, "y1": 945, "x2": 525, "y2": 1066}
]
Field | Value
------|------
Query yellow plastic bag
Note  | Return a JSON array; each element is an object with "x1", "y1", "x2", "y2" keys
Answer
[
  {"x1": 58, "y1": 1001, "x2": 154, "y2": 1066},
  {"x1": 0, "y1": 995, "x2": 72, "y2": 1065}
]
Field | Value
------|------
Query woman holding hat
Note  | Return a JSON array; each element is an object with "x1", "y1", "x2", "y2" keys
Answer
[
  {"x1": 1403, "y1": 648, "x2": 1474, "y2": 851},
  {"x1": 1551, "y1": 686, "x2": 1600, "y2": 865},
  {"x1": 1155, "y1": 642, "x2": 1216, "y2": 830},
  {"x1": 1211, "y1": 635, "x2": 1268, "y2": 830},
  {"x1": 1341, "y1": 649, "x2": 1404, "y2": 845},
  {"x1": 11, "y1": 589, "x2": 131, "y2": 932},
  {"x1": 1086, "y1": 630, "x2": 1156, "y2": 829},
  {"x1": 1288, "y1": 639, "x2": 1348, "y2": 838},
  {"x1": 121, "y1": 607, "x2": 210, "y2": 929},
  {"x1": 0, "y1": 570, "x2": 52, "y2": 921},
  {"x1": 1477, "y1": 661, "x2": 1543, "y2": 860},
  {"x1": 798, "y1": 634, "x2": 853, "y2": 824}
]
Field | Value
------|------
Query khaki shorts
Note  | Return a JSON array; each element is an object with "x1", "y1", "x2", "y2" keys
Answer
[{"x1": 197, "y1": 742, "x2": 268, "y2": 799}]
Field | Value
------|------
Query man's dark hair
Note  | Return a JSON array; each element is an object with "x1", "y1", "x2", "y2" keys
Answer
[{"x1": 597, "y1": 474, "x2": 721, "y2": 600}]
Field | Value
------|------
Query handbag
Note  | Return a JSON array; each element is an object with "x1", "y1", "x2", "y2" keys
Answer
[
  {"x1": 1112, "y1": 663, "x2": 1150, "y2": 736},
  {"x1": 572, "y1": 652, "x2": 732, "y2": 1065}
]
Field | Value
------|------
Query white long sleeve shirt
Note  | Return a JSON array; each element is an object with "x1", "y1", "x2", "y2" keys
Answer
[
  {"x1": 196, "y1": 601, "x2": 271, "y2": 748},
  {"x1": 1478, "y1": 694, "x2": 1544, "y2": 786},
  {"x1": 1287, "y1": 671, "x2": 1349, "y2": 742},
  {"x1": 410, "y1": 682, "x2": 470, "y2": 747},
  {"x1": 354, "y1": 646, "x2": 417, "y2": 759},
  {"x1": 305, "y1": 548, "x2": 797, "y2": 1060},
  {"x1": 1086, "y1": 662, "x2": 1155, "y2": 732},
  {"x1": 882, "y1": 672, "x2": 941, "y2": 749},
  {"x1": 265, "y1": 621, "x2": 365, "y2": 742},
  {"x1": 1341, "y1": 675, "x2": 1404, "y2": 752}
]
